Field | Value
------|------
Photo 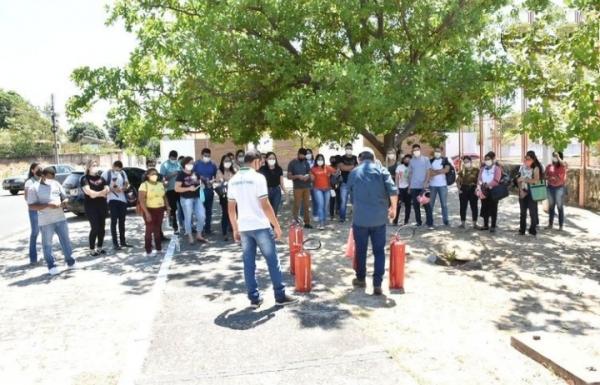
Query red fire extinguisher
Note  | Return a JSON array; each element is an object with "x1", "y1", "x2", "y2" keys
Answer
[
  {"x1": 288, "y1": 220, "x2": 304, "y2": 275},
  {"x1": 389, "y1": 234, "x2": 406, "y2": 290},
  {"x1": 295, "y1": 239, "x2": 322, "y2": 293}
]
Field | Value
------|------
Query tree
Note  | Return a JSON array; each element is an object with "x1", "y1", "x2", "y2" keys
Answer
[
  {"x1": 502, "y1": 0, "x2": 599, "y2": 150},
  {"x1": 68, "y1": 0, "x2": 519, "y2": 155},
  {"x1": 105, "y1": 118, "x2": 124, "y2": 148},
  {"x1": 67, "y1": 121, "x2": 107, "y2": 142}
]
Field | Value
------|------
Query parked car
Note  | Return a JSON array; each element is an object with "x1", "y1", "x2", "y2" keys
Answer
[
  {"x1": 2, "y1": 172, "x2": 27, "y2": 195},
  {"x1": 62, "y1": 167, "x2": 145, "y2": 216}
]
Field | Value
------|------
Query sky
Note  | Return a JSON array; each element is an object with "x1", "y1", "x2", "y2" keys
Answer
[{"x1": 0, "y1": 0, "x2": 136, "y2": 129}]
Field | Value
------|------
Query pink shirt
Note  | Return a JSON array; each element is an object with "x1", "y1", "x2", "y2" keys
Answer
[{"x1": 545, "y1": 163, "x2": 567, "y2": 187}]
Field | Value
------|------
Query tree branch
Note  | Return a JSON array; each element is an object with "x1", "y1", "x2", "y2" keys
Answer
[{"x1": 361, "y1": 128, "x2": 385, "y2": 154}]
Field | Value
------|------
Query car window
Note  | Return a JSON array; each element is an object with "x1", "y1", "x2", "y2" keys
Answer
[{"x1": 62, "y1": 173, "x2": 83, "y2": 188}]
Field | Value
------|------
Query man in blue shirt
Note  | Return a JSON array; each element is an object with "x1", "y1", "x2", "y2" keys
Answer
[
  {"x1": 160, "y1": 150, "x2": 183, "y2": 233},
  {"x1": 347, "y1": 149, "x2": 398, "y2": 295},
  {"x1": 193, "y1": 148, "x2": 218, "y2": 235},
  {"x1": 408, "y1": 143, "x2": 433, "y2": 229}
]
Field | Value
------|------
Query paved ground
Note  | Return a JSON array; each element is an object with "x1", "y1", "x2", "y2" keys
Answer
[
  {"x1": 0, "y1": 190, "x2": 40, "y2": 239},
  {"x1": 0, "y1": 188, "x2": 599, "y2": 385}
]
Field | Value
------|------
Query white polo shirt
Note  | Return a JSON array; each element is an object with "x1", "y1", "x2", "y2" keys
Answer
[{"x1": 227, "y1": 167, "x2": 270, "y2": 232}]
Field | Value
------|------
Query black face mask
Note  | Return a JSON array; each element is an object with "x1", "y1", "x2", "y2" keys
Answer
[{"x1": 35, "y1": 169, "x2": 43, "y2": 177}]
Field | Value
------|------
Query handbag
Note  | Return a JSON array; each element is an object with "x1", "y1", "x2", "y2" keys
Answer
[
  {"x1": 529, "y1": 182, "x2": 547, "y2": 201},
  {"x1": 490, "y1": 184, "x2": 509, "y2": 201}
]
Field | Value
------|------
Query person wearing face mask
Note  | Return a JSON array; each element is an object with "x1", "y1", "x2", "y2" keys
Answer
[
  {"x1": 408, "y1": 144, "x2": 433, "y2": 228},
  {"x1": 81, "y1": 160, "x2": 110, "y2": 256},
  {"x1": 305, "y1": 148, "x2": 318, "y2": 222},
  {"x1": 287, "y1": 148, "x2": 313, "y2": 228},
  {"x1": 394, "y1": 154, "x2": 412, "y2": 226},
  {"x1": 235, "y1": 149, "x2": 246, "y2": 169},
  {"x1": 259, "y1": 152, "x2": 286, "y2": 215},
  {"x1": 517, "y1": 151, "x2": 543, "y2": 236},
  {"x1": 338, "y1": 143, "x2": 359, "y2": 223},
  {"x1": 428, "y1": 146, "x2": 452, "y2": 228},
  {"x1": 193, "y1": 148, "x2": 218, "y2": 236},
  {"x1": 329, "y1": 156, "x2": 342, "y2": 220},
  {"x1": 310, "y1": 154, "x2": 336, "y2": 230},
  {"x1": 457, "y1": 156, "x2": 480, "y2": 229},
  {"x1": 24, "y1": 162, "x2": 42, "y2": 265},
  {"x1": 478, "y1": 152, "x2": 502, "y2": 233},
  {"x1": 386, "y1": 149, "x2": 399, "y2": 175},
  {"x1": 176, "y1": 157, "x2": 208, "y2": 245},
  {"x1": 101, "y1": 160, "x2": 132, "y2": 251},
  {"x1": 138, "y1": 168, "x2": 169, "y2": 257},
  {"x1": 160, "y1": 150, "x2": 183, "y2": 234},
  {"x1": 215, "y1": 155, "x2": 237, "y2": 241},
  {"x1": 228, "y1": 151, "x2": 298, "y2": 308},
  {"x1": 27, "y1": 167, "x2": 76, "y2": 275},
  {"x1": 545, "y1": 151, "x2": 567, "y2": 230}
]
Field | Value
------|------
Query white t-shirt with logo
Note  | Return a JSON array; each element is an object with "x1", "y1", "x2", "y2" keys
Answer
[
  {"x1": 101, "y1": 170, "x2": 129, "y2": 203},
  {"x1": 227, "y1": 168, "x2": 270, "y2": 232},
  {"x1": 430, "y1": 158, "x2": 448, "y2": 187},
  {"x1": 395, "y1": 164, "x2": 410, "y2": 188}
]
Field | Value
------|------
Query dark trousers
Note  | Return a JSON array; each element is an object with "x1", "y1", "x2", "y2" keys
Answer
[
  {"x1": 219, "y1": 196, "x2": 231, "y2": 236},
  {"x1": 85, "y1": 201, "x2": 107, "y2": 250},
  {"x1": 144, "y1": 207, "x2": 165, "y2": 253},
  {"x1": 203, "y1": 188, "x2": 214, "y2": 233},
  {"x1": 519, "y1": 193, "x2": 539, "y2": 235},
  {"x1": 410, "y1": 188, "x2": 433, "y2": 226},
  {"x1": 393, "y1": 188, "x2": 411, "y2": 225},
  {"x1": 459, "y1": 185, "x2": 479, "y2": 222},
  {"x1": 480, "y1": 197, "x2": 498, "y2": 228},
  {"x1": 109, "y1": 200, "x2": 127, "y2": 246},
  {"x1": 329, "y1": 187, "x2": 341, "y2": 218},
  {"x1": 353, "y1": 224, "x2": 386, "y2": 288},
  {"x1": 166, "y1": 190, "x2": 179, "y2": 231}
]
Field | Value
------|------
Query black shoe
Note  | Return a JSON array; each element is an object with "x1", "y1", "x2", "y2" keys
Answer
[
  {"x1": 518, "y1": 230, "x2": 526, "y2": 235},
  {"x1": 373, "y1": 287, "x2": 383, "y2": 296},
  {"x1": 98, "y1": 249, "x2": 107, "y2": 255},
  {"x1": 352, "y1": 278, "x2": 366, "y2": 288},
  {"x1": 480, "y1": 226, "x2": 490, "y2": 231},
  {"x1": 90, "y1": 250, "x2": 100, "y2": 257},
  {"x1": 162, "y1": 235, "x2": 170, "y2": 241},
  {"x1": 250, "y1": 297, "x2": 264, "y2": 309},
  {"x1": 275, "y1": 294, "x2": 299, "y2": 306},
  {"x1": 121, "y1": 243, "x2": 133, "y2": 248},
  {"x1": 304, "y1": 224, "x2": 313, "y2": 229},
  {"x1": 489, "y1": 227, "x2": 496, "y2": 233},
  {"x1": 114, "y1": 245, "x2": 122, "y2": 251}
]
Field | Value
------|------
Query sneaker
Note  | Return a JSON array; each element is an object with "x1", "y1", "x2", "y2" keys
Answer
[
  {"x1": 250, "y1": 297, "x2": 264, "y2": 309},
  {"x1": 373, "y1": 287, "x2": 383, "y2": 296},
  {"x1": 558, "y1": 225, "x2": 563, "y2": 231},
  {"x1": 146, "y1": 250, "x2": 157, "y2": 257},
  {"x1": 480, "y1": 226, "x2": 490, "y2": 231},
  {"x1": 90, "y1": 250, "x2": 100, "y2": 257},
  {"x1": 458, "y1": 222, "x2": 466, "y2": 229},
  {"x1": 121, "y1": 243, "x2": 133, "y2": 248},
  {"x1": 428, "y1": 226, "x2": 435, "y2": 230},
  {"x1": 114, "y1": 245, "x2": 122, "y2": 251},
  {"x1": 275, "y1": 294, "x2": 299, "y2": 306},
  {"x1": 318, "y1": 224, "x2": 325, "y2": 230},
  {"x1": 98, "y1": 249, "x2": 107, "y2": 255},
  {"x1": 352, "y1": 278, "x2": 366, "y2": 288},
  {"x1": 48, "y1": 267, "x2": 60, "y2": 276},
  {"x1": 66, "y1": 262, "x2": 78, "y2": 270}
]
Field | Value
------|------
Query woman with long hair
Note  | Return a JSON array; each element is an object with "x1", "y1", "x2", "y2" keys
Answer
[
  {"x1": 478, "y1": 152, "x2": 502, "y2": 233},
  {"x1": 310, "y1": 153, "x2": 336, "y2": 230},
  {"x1": 457, "y1": 155, "x2": 480, "y2": 229},
  {"x1": 138, "y1": 168, "x2": 169, "y2": 256},
  {"x1": 24, "y1": 162, "x2": 42, "y2": 264},
  {"x1": 175, "y1": 157, "x2": 208, "y2": 245},
  {"x1": 259, "y1": 152, "x2": 286, "y2": 215},
  {"x1": 216, "y1": 154, "x2": 236, "y2": 241},
  {"x1": 517, "y1": 150, "x2": 543, "y2": 236},
  {"x1": 81, "y1": 159, "x2": 109, "y2": 256},
  {"x1": 545, "y1": 151, "x2": 567, "y2": 230}
]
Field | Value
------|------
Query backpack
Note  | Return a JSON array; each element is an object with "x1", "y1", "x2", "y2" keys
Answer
[{"x1": 430, "y1": 157, "x2": 456, "y2": 186}]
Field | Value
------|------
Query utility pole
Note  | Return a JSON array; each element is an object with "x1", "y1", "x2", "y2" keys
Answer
[{"x1": 50, "y1": 94, "x2": 60, "y2": 164}]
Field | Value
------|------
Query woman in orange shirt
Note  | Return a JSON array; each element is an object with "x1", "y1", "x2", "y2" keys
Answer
[{"x1": 311, "y1": 154, "x2": 337, "y2": 230}]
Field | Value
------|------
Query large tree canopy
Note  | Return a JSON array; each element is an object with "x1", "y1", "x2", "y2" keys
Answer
[
  {"x1": 66, "y1": 121, "x2": 107, "y2": 142},
  {"x1": 67, "y1": 0, "x2": 596, "y2": 154}
]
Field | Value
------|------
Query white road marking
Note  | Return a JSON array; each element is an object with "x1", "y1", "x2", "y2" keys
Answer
[{"x1": 118, "y1": 236, "x2": 178, "y2": 385}]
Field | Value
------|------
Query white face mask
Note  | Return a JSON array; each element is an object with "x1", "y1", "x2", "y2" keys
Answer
[
  {"x1": 485, "y1": 160, "x2": 493, "y2": 167},
  {"x1": 345, "y1": 149, "x2": 352, "y2": 156},
  {"x1": 464, "y1": 162, "x2": 472, "y2": 169},
  {"x1": 317, "y1": 160, "x2": 324, "y2": 166},
  {"x1": 89, "y1": 167, "x2": 99, "y2": 175},
  {"x1": 306, "y1": 154, "x2": 312, "y2": 160},
  {"x1": 434, "y1": 152, "x2": 442, "y2": 159},
  {"x1": 185, "y1": 164, "x2": 193, "y2": 171},
  {"x1": 223, "y1": 162, "x2": 232, "y2": 169},
  {"x1": 237, "y1": 156, "x2": 244, "y2": 163},
  {"x1": 148, "y1": 175, "x2": 158, "y2": 182},
  {"x1": 387, "y1": 154, "x2": 396, "y2": 161},
  {"x1": 267, "y1": 159, "x2": 276, "y2": 166},
  {"x1": 203, "y1": 156, "x2": 211, "y2": 163},
  {"x1": 413, "y1": 150, "x2": 421, "y2": 158},
  {"x1": 552, "y1": 157, "x2": 559, "y2": 163}
]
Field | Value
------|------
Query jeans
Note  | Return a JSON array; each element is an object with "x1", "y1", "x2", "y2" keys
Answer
[
  {"x1": 40, "y1": 220, "x2": 75, "y2": 269},
  {"x1": 352, "y1": 224, "x2": 386, "y2": 287},
  {"x1": 85, "y1": 201, "x2": 107, "y2": 250},
  {"x1": 268, "y1": 187, "x2": 282, "y2": 215},
  {"x1": 459, "y1": 185, "x2": 479, "y2": 222},
  {"x1": 144, "y1": 207, "x2": 165, "y2": 253},
  {"x1": 180, "y1": 197, "x2": 206, "y2": 236},
  {"x1": 313, "y1": 189, "x2": 331, "y2": 224},
  {"x1": 393, "y1": 188, "x2": 411, "y2": 225},
  {"x1": 293, "y1": 188, "x2": 311, "y2": 224},
  {"x1": 202, "y1": 188, "x2": 215, "y2": 234},
  {"x1": 311, "y1": 189, "x2": 318, "y2": 219},
  {"x1": 339, "y1": 182, "x2": 350, "y2": 221},
  {"x1": 520, "y1": 193, "x2": 539, "y2": 235},
  {"x1": 547, "y1": 186, "x2": 565, "y2": 227},
  {"x1": 166, "y1": 190, "x2": 180, "y2": 231},
  {"x1": 480, "y1": 197, "x2": 498, "y2": 228},
  {"x1": 109, "y1": 200, "x2": 128, "y2": 246},
  {"x1": 219, "y1": 196, "x2": 231, "y2": 236},
  {"x1": 429, "y1": 185, "x2": 449, "y2": 225},
  {"x1": 240, "y1": 228, "x2": 286, "y2": 301},
  {"x1": 28, "y1": 210, "x2": 39, "y2": 264},
  {"x1": 410, "y1": 188, "x2": 433, "y2": 226}
]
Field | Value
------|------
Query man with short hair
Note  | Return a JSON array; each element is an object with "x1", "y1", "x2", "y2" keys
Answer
[
  {"x1": 348, "y1": 149, "x2": 398, "y2": 295},
  {"x1": 193, "y1": 148, "x2": 218, "y2": 235},
  {"x1": 428, "y1": 146, "x2": 451, "y2": 227},
  {"x1": 338, "y1": 143, "x2": 358, "y2": 223},
  {"x1": 408, "y1": 144, "x2": 433, "y2": 229},
  {"x1": 228, "y1": 151, "x2": 298, "y2": 308},
  {"x1": 27, "y1": 167, "x2": 76, "y2": 276},
  {"x1": 287, "y1": 148, "x2": 313, "y2": 228},
  {"x1": 160, "y1": 150, "x2": 183, "y2": 234},
  {"x1": 102, "y1": 161, "x2": 131, "y2": 250}
]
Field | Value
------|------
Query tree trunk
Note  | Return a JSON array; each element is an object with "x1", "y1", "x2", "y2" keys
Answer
[{"x1": 361, "y1": 110, "x2": 424, "y2": 157}]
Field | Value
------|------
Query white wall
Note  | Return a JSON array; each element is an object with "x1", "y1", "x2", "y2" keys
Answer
[{"x1": 160, "y1": 139, "x2": 196, "y2": 162}]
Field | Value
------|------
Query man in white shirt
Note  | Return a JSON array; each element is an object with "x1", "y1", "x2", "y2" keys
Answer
[
  {"x1": 428, "y1": 146, "x2": 451, "y2": 227},
  {"x1": 228, "y1": 151, "x2": 298, "y2": 309}
]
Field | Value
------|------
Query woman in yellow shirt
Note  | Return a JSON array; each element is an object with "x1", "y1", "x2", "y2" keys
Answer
[{"x1": 138, "y1": 168, "x2": 169, "y2": 257}]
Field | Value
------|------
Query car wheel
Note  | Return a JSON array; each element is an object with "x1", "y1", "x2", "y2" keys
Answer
[{"x1": 10, "y1": 189, "x2": 19, "y2": 195}]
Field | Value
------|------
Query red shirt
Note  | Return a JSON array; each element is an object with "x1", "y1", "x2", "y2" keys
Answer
[
  {"x1": 311, "y1": 166, "x2": 336, "y2": 190},
  {"x1": 545, "y1": 163, "x2": 567, "y2": 187}
]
